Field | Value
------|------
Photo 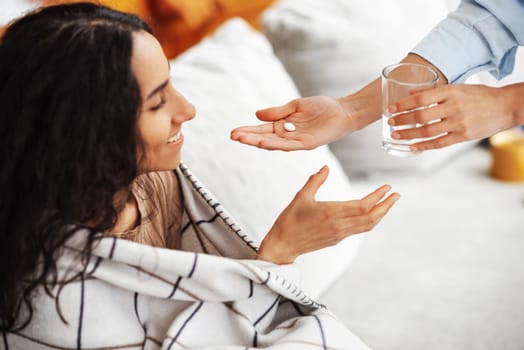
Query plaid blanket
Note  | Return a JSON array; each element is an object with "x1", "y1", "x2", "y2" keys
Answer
[{"x1": 3, "y1": 164, "x2": 369, "y2": 349}]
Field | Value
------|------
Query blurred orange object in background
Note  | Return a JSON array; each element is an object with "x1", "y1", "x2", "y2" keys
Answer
[
  {"x1": 34, "y1": 0, "x2": 275, "y2": 59},
  {"x1": 489, "y1": 129, "x2": 524, "y2": 182}
]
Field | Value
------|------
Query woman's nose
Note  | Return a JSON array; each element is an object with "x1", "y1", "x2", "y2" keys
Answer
[
  {"x1": 171, "y1": 87, "x2": 196, "y2": 123},
  {"x1": 182, "y1": 99, "x2": 196, "y2": 122}
]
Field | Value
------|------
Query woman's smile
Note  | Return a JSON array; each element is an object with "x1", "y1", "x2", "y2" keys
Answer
[{"x1": 167, "y1": 130, "x2": 183, "y2": 145}]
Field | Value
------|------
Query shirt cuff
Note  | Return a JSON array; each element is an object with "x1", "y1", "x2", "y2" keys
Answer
[
  {"x1": 412, "y1": 2, "x2": 518, "y2": 84},
  {"x1": 412, "y1": 17, "x2": 494, "y2": 83}
]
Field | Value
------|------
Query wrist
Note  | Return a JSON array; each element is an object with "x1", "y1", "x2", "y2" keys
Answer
[
  {"x1": 504, "y1": 83, "x2": 524, "y2": 127},
  {"x1": 258, "y1": 232, "x2": 296, "y2": 265},
  {"x1": 402, "y1": 53, "x2": 449, "y2": 85},
  {"x1": 337, "y1": 77, "x2": 382, "y2": 131}
]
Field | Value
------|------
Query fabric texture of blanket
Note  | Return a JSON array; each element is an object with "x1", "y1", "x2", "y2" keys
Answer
[{"x1": 3, "y1": 164, "x2": 369, "y2": 350}]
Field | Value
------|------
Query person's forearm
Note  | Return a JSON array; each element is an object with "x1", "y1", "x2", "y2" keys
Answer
[
  {"x1": 336, "y1": 53, "x2": 449, "y2": 133},
  {"x1": 401, "y1": 53, "x2": 449, "y2": 85}
]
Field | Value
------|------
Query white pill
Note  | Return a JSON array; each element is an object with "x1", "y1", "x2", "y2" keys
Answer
[{"x1": 283, "y1": 122, "x2": 296, "y2": 132}]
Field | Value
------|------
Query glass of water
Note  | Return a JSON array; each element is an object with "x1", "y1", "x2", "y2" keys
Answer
[{"x1": 381, "y1": 63, "x2": 439, "y2": 157}]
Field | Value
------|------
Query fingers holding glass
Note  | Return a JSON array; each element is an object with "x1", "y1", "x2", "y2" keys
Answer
[
  {"x1": 382, "y1": 63, "x2": 439, "y2": 157},
  {"x1": 388, "y1": 86, "x2": 446, "y2": 116},
  {"x1": 391, "y1": 118, "x2": 448, "y2": 140},
  {"x1": 410, "y1": 133, "x2": 463, "y2": 151}
]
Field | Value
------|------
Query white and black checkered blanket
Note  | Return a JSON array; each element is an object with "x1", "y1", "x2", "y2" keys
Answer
[{"x1": 3, "y1": 164, "x2": 369, "y2": 350}]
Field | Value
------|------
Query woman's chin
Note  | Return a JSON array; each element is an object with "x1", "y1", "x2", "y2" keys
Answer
[{"x1": 137, "y1": 156, "x2": 182, "y2": 174}]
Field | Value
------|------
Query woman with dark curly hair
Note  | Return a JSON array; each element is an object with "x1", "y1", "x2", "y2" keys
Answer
[{"x1": 0, "y1": 3, "x2": 399, "y2": 349}]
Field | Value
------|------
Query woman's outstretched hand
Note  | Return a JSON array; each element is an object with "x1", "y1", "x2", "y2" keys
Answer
[
  {"x1": 388, "y1": 83, "x2": 524, "y2": 151},
  {"x1": 257, "y1": 166, "x2": 400, "y2": 264},
  {"x1": 230, "y1": 96, "x2": 355, "y2": 151}
]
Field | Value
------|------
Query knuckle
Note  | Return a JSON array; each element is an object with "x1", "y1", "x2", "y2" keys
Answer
[
  {"x1": 458, "y1": 122, "x2": 469, "y2": 136},
  {"x1": 455, "y1": 121, "x2": 466, "y2": 134},
  {"x1": 293, "y1": 191, "x2": 304, "y2": 202},
  {"x1": 258, "y1": 140, "x2": 271, "y2": 149},
  {"x1": 362, "y1": 223, "x2": 374, "y2": 232},
  {"x1": 331, "y1": 222, "x2": 344, "y2": 235},
  {"x1": 323, "y1": 210, "x2": 334, "y2": 221},
  {"x1": 327, "y1": 238, "x2": 339, "y2": 247},
  {"x1": 368, "y1": 223, "x2": 376, "y2": 231},
  {"x1": 324, "y1": 232, "x2": 339, "y2": 245},
  {"x1": 365, "y1": 216, "x2": 378, "y2": 229},
  {"x1": 449, "y1": 104, "x2": 459, "y2": 115},
  {"x1": 357, "y1": 202, "x2": 368, "y2": 214},
  {"x1": 433, "y1": 138, "x2": 448, "y2": 149},
  {"x1": 421, "y1": 127, "x2": 431, "y2": 137},
  {"x1": 454, "y1": 104, "x2": 466, "y2": 115},
  {"x1": 413, "y1": 94, "x2": 425, "y2": 106},
  {"x1": 333, "y1": 232, "x2": 345, "y2": 242},
  {"x1": 414, "y1": 112, "x2": 425, "y2": 125}
]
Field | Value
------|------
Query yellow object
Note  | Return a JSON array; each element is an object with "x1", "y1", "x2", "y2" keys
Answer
[{"x1": 489, "y1": 129, "x2": 524, "y2": 182}]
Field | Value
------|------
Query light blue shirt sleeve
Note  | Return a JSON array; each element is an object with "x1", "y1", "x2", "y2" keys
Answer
[{"x1": 412, "y1": 0, "x2": 524, "y2": 83}]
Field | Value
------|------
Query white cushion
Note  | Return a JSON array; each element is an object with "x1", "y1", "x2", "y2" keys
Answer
[
  {"x1": 171, "y1": 18, "x2": 362, "y2": 298},
  {"x1": 0, "y1": 0, "x2": 34, "y2": 26},
  {"x1": 263, "y1": 0, "x2": 477, "y2": 179}
]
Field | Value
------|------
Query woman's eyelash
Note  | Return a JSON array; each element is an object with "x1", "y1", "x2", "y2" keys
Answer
[{"x1": 150, "y1": 97, "x2": 166, "y2": 111}]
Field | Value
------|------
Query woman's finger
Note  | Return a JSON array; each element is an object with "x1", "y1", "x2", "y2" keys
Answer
[
  {"x1": 256, "y1": 100, "x2": 298, "y2": 122},
  {"x1": 231, "y1": 123, "x2": 274, "y2": 137},
  {"x1": 328, "y1": 184, "x2": 393, "y2": 218},
  {"x1": 297, "y1": 166, "x2": 330, "y2": 199},
  {"x1": 356, "y1": 184, "x2": 393, "y2": 212},
  {"x1": 240, "y1": 134, "x2": 306, "y2": 151},
  {"x1": 339, "y1": 192, "x2": 400, "y2": 236}
]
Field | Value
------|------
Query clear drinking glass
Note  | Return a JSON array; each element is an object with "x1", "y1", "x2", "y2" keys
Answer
[{"x1": 381, "y1": 63, "x2": 439, "y2": 157}]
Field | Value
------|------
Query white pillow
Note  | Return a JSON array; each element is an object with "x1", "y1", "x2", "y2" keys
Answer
[
  {"x1": 263, "y1": 0, "x2": 477, "y2": 179},
  {"x1": 170, "y1": 18, "x2": 362, "y2": 298},
  {"x1": 0, "y1": 0, "x2": 34, "y2": 26}
]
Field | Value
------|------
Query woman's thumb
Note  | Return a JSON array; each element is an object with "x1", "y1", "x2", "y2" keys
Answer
[
  {"x1": 299, "y1": 166, "x2": 329, "y2": 199},
  {"x1": 256, "y1": 100, "x2": 297, "y2": 122}
]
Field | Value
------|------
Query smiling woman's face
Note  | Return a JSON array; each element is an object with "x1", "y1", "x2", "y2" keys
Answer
[{"x1": 131, "y1": 30, "x2": 195, "y2": 173}]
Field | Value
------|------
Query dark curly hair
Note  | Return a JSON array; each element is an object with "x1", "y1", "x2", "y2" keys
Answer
[{"x1": 0, "y1": 2, "x2": 152, "y2": 331}]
